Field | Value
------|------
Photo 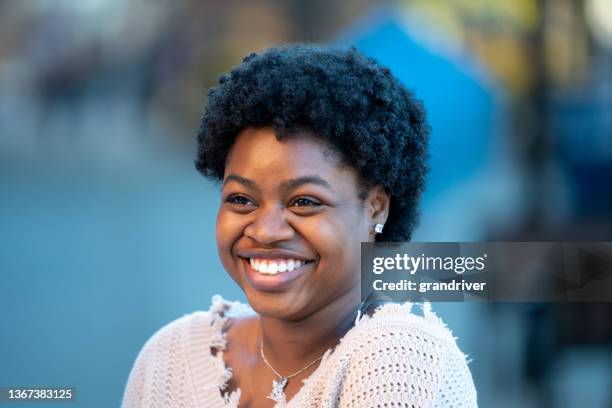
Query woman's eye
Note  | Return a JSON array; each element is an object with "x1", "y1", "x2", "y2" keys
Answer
[
  {"x1": 226, "y1": 195, "x2": 255, "y2": 206},
  {"x1": 291, "y1": 197, "x2": 320, "y2": 207}
]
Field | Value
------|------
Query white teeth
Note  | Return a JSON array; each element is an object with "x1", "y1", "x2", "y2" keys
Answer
[{"x1": 249, "y1": 258, "x2": 310, "y2": 274}]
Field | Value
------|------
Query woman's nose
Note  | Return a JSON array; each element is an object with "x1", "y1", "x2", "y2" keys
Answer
[{"x1": 244, "y1": 205, "x2": 294, "y2": 244}]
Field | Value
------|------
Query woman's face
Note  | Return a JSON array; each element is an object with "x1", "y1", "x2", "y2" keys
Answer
[{"x1": 217, "y1": 127, "x2": 387, "y2": 320}]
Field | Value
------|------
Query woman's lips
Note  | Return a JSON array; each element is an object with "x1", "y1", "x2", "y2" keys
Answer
[{"x1": 241, "y1": 257, "x2": 314, "y2": 291}]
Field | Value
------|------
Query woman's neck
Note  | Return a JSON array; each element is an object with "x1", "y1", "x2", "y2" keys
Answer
[{"x1": 257, "y1": 287, "x2": 360, "y2": 374}]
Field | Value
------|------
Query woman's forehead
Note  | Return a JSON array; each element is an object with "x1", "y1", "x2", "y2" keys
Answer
[
  {"x1": 227, "y1": 128, "x2": 336, "y2": 170},
  {"x1": 224, "y1": 127, "x2": 358, "y2": 189}
]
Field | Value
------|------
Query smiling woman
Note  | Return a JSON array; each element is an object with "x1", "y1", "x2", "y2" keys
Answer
[
  {"x1": 218, "y1": 128, "x2": 372, "y2": 321},
  {"x1": 122, "y1": 44, "x2": 477, "y2": 407}
]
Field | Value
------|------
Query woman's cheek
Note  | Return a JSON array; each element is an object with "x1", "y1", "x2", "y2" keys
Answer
[
  {"x1": 310, "y1": 219, "x2": 349, "y2": 263},
  {"x1": 216, "y1": 210, "x2": 243, "y2": 278},
  {"x1": 216, "y1": 209, "x2": 246, "y2": 242}
]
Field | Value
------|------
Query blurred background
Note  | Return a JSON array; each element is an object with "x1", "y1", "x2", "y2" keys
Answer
[{"x1": 1, "y1": 0, "x2": 611, "y2": 407}]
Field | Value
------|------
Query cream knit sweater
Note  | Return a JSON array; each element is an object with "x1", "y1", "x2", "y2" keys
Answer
[{"x1": 122, "y1": 296, "x2": 477, "y2": 407}]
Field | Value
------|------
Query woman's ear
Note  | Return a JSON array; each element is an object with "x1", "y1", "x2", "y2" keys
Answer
[{"x1": 366, "y1": 184, "x2": 390, "y2": 230}]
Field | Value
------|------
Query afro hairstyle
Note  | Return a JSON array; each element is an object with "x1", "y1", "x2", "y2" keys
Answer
[{"x1": 195, "y1": 44, "x2": 429, "y2": 242}]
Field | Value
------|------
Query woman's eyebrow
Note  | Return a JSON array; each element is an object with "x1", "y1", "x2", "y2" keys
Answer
[
  {"x1": 223, "y1": 174, "x2": 333, "y2": 191},
  {"x1": 281, "y1": 175, "x2": 333, "y2": 191},
  {"x1": 223, "y1": 174, "x2": 259, "y2": 190}
]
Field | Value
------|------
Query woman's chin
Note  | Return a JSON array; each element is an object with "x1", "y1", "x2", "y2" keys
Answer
[{"x1": 243, "y1": 290, "x2": 311, "y2": 321}]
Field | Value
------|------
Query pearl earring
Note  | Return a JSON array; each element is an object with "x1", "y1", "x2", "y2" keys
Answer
[{"x1": 374, "y1": 223, "x2": 384, "y2": 234}]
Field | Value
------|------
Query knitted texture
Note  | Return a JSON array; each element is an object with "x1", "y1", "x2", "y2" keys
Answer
[{"x1": 122, "y1": 296, "x2": 477, "y2": 407}]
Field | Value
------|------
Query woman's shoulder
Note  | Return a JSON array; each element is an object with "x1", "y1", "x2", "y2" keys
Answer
[
  {"x1": 122, "y1": 296, "x2": 253, "y2": 407},
  {"x1": 345, "y1": 302, "x2": 472, "y2": 375},
  {"x1": 139, "y1": 295, "x2": 254, "y2": 353},
  {"x1": 324, "y1": 302, "x2": 477, "y2": 407},
  {"x1": 350, "y1": 302, "x2": 459, "y2": 346},
  {"x1": 308, "y1": 303, "x2": 476, "y2": 407}
]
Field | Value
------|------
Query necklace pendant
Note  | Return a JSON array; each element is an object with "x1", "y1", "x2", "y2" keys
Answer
[{"x1": 268, "y1": 377, "x2": 288, "y2": 404}]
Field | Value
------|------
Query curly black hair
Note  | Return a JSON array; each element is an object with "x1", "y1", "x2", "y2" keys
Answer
[{"x1": 195, "y1": 44, "x2": 429, "y2": 241}]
